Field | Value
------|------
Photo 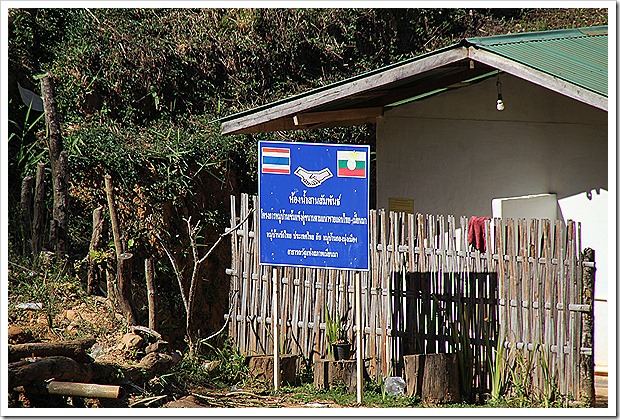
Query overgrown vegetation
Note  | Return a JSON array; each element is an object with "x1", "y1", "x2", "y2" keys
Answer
[{"x1": 7, "y1": 7, "x2": 608, "y2": 407}]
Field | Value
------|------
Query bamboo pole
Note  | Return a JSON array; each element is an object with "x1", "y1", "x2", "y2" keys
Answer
[
  {"x1": 21, "y1": 381, "x2": 122, "y2": 399},
  {"x1": 145, "y1": 257, "x2": 157, "y2": 331},
  {"x1": 47, "y1": 381, "x2": 122, "y2": 399}
]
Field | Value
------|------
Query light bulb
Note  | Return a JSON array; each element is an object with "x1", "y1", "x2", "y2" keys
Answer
[{"x1": 496, "y1": 98, "x2": 505, "y2": 111}]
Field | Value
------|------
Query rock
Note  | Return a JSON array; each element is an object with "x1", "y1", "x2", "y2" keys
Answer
[
  {"x1": 145, "y1": 340, "x2": 169, "y2": 354},
  {"x1": 120, "y1": 332, "x2": 144, "y2": 351},
  {"x1": 384, "y1": 376, "x2": 406, "y2": 396},
  {"x1": 164, "y1": 396, "x2": 203, "y2": 408},
  {"x1": 8, "y1": 325, "x2": 34, "y2": 344},
  {"x1": 66, "y1": 322, "x2": 80, "y2": 334},
  {"x1": 202, "y1": 360, "x2": 221, "y2": 372},
  {"x1": 65, "y1": 309, "x2": 79, "y2": 321}
]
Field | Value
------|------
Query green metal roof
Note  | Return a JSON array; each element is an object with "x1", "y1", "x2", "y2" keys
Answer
[{"x1": 466, "y1": 26, "x2": 608, "y2": 97}]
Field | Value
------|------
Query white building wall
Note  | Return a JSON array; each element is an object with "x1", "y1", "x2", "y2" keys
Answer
[{"x1": 376, "y1": 74, "x2": 609, "y2": 369}]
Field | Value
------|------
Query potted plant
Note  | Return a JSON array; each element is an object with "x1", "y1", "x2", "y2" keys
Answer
[{"x1": 325, "y1": 306, "x2": 351, "y2": 360}]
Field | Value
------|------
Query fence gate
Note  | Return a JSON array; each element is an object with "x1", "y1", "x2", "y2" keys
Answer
[{"x1": 226, "y1": 194, "x2": 594, "y2": 403}]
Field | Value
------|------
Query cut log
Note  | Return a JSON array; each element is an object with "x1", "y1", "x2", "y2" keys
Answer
[
  {"x1": 314, "y1": 359, "x2": 361, "y2": 394},
  {"x1": 246, "y1": 354, "x2": 298, "y2": 387},
  {"x1": 9, "y1": 337, "x2": 96, "y2": 363},
  {"x1": 403, "y1": 353, "x2": 461, "y2": 404}
]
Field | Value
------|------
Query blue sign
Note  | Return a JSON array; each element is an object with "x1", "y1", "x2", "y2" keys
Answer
[{"x1": 258, "y1": 141, "x2": 370, "y2": 271}]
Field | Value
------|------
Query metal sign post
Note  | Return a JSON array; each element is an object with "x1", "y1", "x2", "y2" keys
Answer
[
  {"x1": 355, "y1": 271, "x2": 362, "y2": 404},
  {"x1": 272, "y1": 267, "x2": 280, "y2": 391},
  {"x1": 258, "y1": 140, "x2": 370, "y2": 400}
]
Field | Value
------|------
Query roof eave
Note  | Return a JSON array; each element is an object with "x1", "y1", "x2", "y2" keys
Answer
[{"x1": 220, "y1": 46, "x2": 469, "y2": 135}]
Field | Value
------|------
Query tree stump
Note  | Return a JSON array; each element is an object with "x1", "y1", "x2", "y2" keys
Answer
[
  {"x1": 246, "y1": 354, "x2": 298, "y2": 387},
  {"x1": 314, "y1": 359, "x2": 360, "y2": 394},
  {"x1": 403, "y1": 353, "x2": 461, "y2": 404}
]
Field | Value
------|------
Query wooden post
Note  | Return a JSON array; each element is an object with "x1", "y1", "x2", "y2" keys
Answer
[
  {"x1": 20, "y1": 175, "x2": 34, "y2": 256},
  {"x1": 118, "y1": 252, "x2": 137, "y2": 325},
  {"x1": 32, "y1": 162, "x2": 46, "y2": 256},
  {"x1": 272, "y1": 267, "x2": 280, "y2": 391},
  {"x1": 355, "y1": 271, "x2": 363, "y2": 404},
  {"x1": 579, "y1": 248, "x2": 595, "y2": 406},
  {"x1": 145, "y1": 257, "x2": 157, "y2": 331},
  {"x1": 41, "y1": 75, "x2": 68, "y2": 257},
  {"x1": 104, "y1": 174, "x2": 135, "y2": 322},
  {"x1": 87, "y1": 206, "x2": 105, "y2": 295}
]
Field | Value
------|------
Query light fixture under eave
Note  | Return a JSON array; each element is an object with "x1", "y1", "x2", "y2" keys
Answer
[{"x1": 496, "y1": 74, "x2": 505, "y2": 111}]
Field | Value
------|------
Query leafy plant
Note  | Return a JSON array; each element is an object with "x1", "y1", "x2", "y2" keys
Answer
[
  {"x1": 489, "y1": 339, "x2": 507, "y2": 401},
  {"x1": 324, "y1": 304, "x2": 350, "y2": 358}
]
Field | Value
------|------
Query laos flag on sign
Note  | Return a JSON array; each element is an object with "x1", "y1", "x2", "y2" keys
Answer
[{"x1": 337, "y1": 150, "x2": 366, "y2": 178}]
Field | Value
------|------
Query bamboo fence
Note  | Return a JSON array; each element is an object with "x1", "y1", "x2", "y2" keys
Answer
[{"x1": 226, "y1": 193, "x2": 594, "y2": 402}]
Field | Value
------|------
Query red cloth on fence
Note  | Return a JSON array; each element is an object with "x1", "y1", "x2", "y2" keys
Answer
[{"x1": 468, "y1": 216, "x2": 491, "y2": 252}]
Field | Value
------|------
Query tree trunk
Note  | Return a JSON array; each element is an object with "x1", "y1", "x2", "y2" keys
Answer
[
  {"x1": 20, "y1": 175, "x2": 34, "y2": 256},
  {"x1": 87, "y1": 206, "x2": 105, "y2": 295},
  {"x1": 41, "y1": 75, "x2": 68, "y2": 257},
  {"x1": 145, "y1": 258, "x2": 157, "y2": 331},
  {"x1": 32, "y1": 162, "x2": 46, "y2": 256},
  {"x1": 579, "y1": 248, "x2": 595, "y2": 406}
]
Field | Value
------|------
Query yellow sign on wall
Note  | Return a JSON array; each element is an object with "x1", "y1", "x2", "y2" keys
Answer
[{"x1": 388, "y1": 197, "x2": 414, "y2": 214}]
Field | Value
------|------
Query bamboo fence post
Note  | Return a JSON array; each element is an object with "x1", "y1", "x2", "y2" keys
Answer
[
  {"x1": 32, "y1": 162, "x2": 46, "y2": 256},
  {"x1": 579, "y1": 248, "x2": 595, "y2": 406},
  {"x1": 145, "y1": 257, "x2": 157, "y2": 331},
  {"x1": 20, "y1": 175, "x2": 34, "y2": 256}
]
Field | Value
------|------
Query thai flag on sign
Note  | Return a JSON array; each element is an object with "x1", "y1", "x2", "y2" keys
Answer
[{"x1": 262, "y1": 147, "x2": 291, "y2": 174}]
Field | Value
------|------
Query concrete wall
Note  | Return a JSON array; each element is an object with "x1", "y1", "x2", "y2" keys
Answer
[{"x1": 376, "y1": 73, "x2": 609, "y2": 369}]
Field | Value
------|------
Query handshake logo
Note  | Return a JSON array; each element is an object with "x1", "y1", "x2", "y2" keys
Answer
[{"x1": 294, "y1": 167, "x2": 333, "y2": 188}]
